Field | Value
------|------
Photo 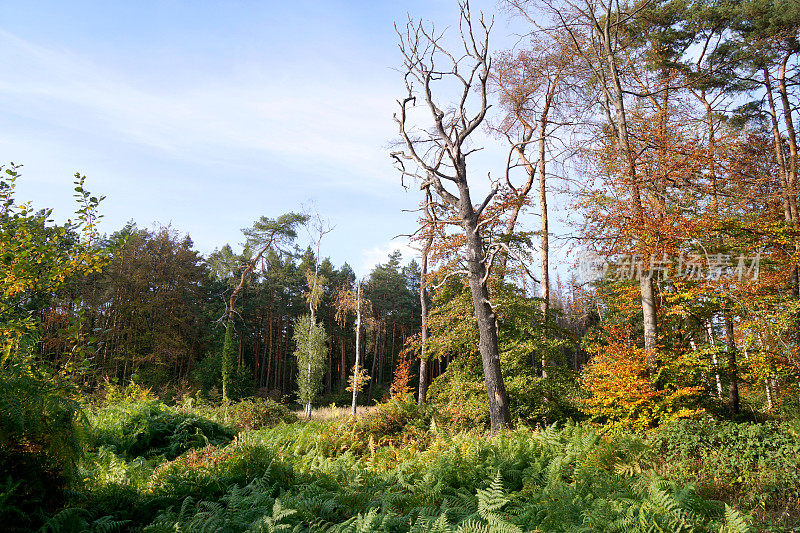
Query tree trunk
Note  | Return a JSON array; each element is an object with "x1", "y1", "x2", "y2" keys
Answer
[
  {"x1": 368, "y1": 322, "x2": 379, "y2": 401},
  {"x1": 765, "y1": 378, "x2": 773, "y2": 410},
  {"x1": 539, "y1": 107, "x2": 550, "y2": 378},
  {"x1": 265, "y1": 309, "x2": 273, "y2": 389},
  {"x1": 778, "y1": 55, "x2": 800, "y2": 298},
  {"x1": 340, "y1": 335, "x2": 347, "y2": 392},
  {"x1": 351, "y1": 282, "x2": 362, "y2": 415},
  {"x1": 706, "y1": 321, "x2": 723, "y2": 399},
  {"x1": 598, "y1": 17, "x2": 657, "y2": 361},
  {"x1": 418, "y1": 224, "x2": 432, "y2": 404},
  {"x1": 459, "y1": 180, "x2": 511, "y2": 434},
  {"x1": 779, "y1": 52, "x2": 798, "y2": 202},
  {"x1": 326, "y1": 337, "x2": 332, "y2": 395},
  {"x1": 764, "y1": 67, "x2": 794, "y2": 223},
  {"x1": 640, "y1": 275, "x2": 658, "y2": 370},
  {"x1": 724, "y1": 310, "x2": 740, "y2": 415}
]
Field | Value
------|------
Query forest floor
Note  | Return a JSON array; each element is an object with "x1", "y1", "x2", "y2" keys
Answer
[{"x1": 19, "y1": 394, "x2": 800, "y2": 532}]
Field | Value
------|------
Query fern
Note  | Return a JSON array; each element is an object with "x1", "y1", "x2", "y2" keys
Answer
[
  {"x1": 38, "y1": 508, "x2": 93, "y2": 532},
  {"x1": 326, "y1": 508, "x2": 384, "y2": 533},
  {"x1": 248, "y1": 499, "x2": 298, "y2": 532},
  {"x1": 721, "y1": 505, "x2": 752, "y2": 533},
  {"x1": 88, "y1": 515, "x2": 131, "y2": 533},
  {"x1": 38, "y1": 508, "x2": 130, "y2": 533},
  {"x1": 39, "y1": 413, "x2": 769, "y2": 532}
]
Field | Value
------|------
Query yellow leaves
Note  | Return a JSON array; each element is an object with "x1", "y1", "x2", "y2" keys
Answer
[
  {"x1": 346, "y1": 366, "x2": 371, "y2": 395},
  {"x1": 1, "y1": 170, "x2": 109, "y2": 352},
  {"x1": 581, "y1": 326, "x2": 703, "y2": 431}
]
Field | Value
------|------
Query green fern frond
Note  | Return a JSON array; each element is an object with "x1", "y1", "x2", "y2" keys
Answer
[
  {"x1": 89, "y1": 515, "x2": 131, "y2": 533},
  {"x1": 39, "y1": 508, "x2": 92, "y2": 532},
  {"x1": 455, "y1": 518, "x2": 490, "y2": 533},
  {"x1": 477, "y1": 473, "x2": 509, "y2": 515},
  {"x1": 721, "y1": 505, "x2": 752, "y2": 533}
]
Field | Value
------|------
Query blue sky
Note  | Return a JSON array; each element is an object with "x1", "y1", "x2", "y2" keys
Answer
[{"x1": 1, "y1": 0, "x2": 567, "y2": 277}]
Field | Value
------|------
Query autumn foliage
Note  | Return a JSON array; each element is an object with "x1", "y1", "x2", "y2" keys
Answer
[
  {"x1": 581, "y1": 326, "x2": 703, "y2": 431},
  {"x1": 391, "y1": 339, "x2": 415, "y2": 399}
]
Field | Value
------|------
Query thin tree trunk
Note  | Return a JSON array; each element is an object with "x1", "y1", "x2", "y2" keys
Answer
[
  {"x1": 278, "y1": 315, "x2": 285, "y2": 391},
  {"x1": 351, "y1": 282, "x2": 362, "y2": 415},
  {"x1": 326, "y1": 337, "x2": 332, "y2": 395},
  {"x1": 764, "y1": 67, "x2": 794, "y2": 223},
  {"x1": 640, "y1": 275, "x2": 657, "y2": 370},
  {"x1": 706, "y1": 321, "x2": 723, "y2": 400},
  {"x1": 261, "y1": 328, "x2": 268, "y2": 389},
  {"x1": 765, "y1": 378, "x2": 773, "y2": 410},
  {"x1": 253, "y1": 315, "x2": 261, "y2": 386},
  {"x1": 368, "y1": 322, "x2": 379, "y2": 401},
  {"x1": 539, "y1": 105, "x2": 550, "y2": 379},
  {"x1": 724, "y1": 310, "x2": 740, "y2": 415},
  {"x1": 779, "y1": 54, "x2": 800, "y2": 298},
  {"x1": 597, "y1": 16, "x2": 657, "y2": 365},
  {"x1": 266, "y1": 309, "x2": 273, "y2": 389},
  {"x1": 780, "y1": 52, "x2": 798, "y2": 202},
  {"x1": 390, "y1": 321, "x2": 396, "y2": 383},
  {"x1": 340, "y1": 335, "x2": 347, "y2": 392}
]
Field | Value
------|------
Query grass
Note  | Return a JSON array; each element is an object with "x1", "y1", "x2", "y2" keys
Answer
[{"x1": 291, "y1": 405, "x2": 378, "y2": 421}]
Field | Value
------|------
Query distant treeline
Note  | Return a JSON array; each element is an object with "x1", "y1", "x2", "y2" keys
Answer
[{"x1": 36, "y1": 222, "x2": 425, "y2": 402}]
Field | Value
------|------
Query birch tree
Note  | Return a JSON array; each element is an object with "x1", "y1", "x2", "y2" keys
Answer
[
  {"x1": 296, "y1": 211, "x2": 333, "y2": 418},
  {"x1": 335, "y1": 279, "x2": 374, "y2": 415},
  {"x1": 417, "y1": 189, "x2": 435, "y2": 404}
]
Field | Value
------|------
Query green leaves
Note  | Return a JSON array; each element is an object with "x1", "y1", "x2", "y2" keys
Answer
[
  {"x1": 1, "y1": 164, "x2": 108, "y2": 362},
  {"x1": 243, "y1": 212, "x2": 308, "y2": 255},
  {"x1": 294, "y1": 314, "x2": 328, "y2": 409}
]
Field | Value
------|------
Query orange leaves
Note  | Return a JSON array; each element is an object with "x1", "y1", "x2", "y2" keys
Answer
[
  {"x1": 581, "y1": 326, "x2": 702, "y2": 431},
  {"x1": 390, "y1": 347, "x2": 414, "y2": 400}
]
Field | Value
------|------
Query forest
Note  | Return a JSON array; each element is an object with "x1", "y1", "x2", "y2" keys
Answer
[{"x1": 2, "y1": 0, "x2": 800, "y2": 531}]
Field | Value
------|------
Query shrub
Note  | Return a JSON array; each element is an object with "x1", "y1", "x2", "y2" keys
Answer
[
  {"x1": 223, "y1": 398, "x2": 298, "y2": 430},
  {"x1": 426, "y1": 353, "x2": 584, "y2": 431},
  {"x1": 0, "y1": 362, "x2": 84, "y2": 530},
  {"x1": 188, "y1": 352, "x2": 222, "y2": 392},
  {"x1": 181, "y1": 397, "x2": 298, "y2": 430},
  {"x1": 358, "y1": 395, "x2": 432, "y2": 445},
  {"x1": 581, "y1": 326, "x2": 704, "y2": 430},
  {"x1": 647, "y1": 419, "x2": 800, "y2": 526},
  {"x1": 89, "y1": 397, "x2": 236, "y2": 460},
  {"x1": 426, "y1": 355, "x2": 490, "y2": 430},
  {"x1": 146, "y1": 439, "x2": 295, "y2": 502}
]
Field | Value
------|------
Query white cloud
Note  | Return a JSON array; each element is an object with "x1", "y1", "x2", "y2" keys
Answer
[
  {"x1": 359, "y1": 239, "x2": 419, "y2": 277},
  {"x1": 0, "y1": 30, "x2": 400, "y2": 194}
]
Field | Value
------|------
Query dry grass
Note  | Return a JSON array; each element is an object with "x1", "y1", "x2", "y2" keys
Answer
[{"x1": 292, "y1": 405, "x2": 378, "y2": 421}]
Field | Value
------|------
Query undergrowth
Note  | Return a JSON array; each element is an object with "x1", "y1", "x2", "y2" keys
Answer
[
  {"x1": 88, "y1": 397, "x2": 236, "y2": 460},
  {"x1": 647, "y1": 419, "x2": 800, "y2": 529},
  {"x1": 43, "y1": 404, "x2": 769, "y2": 532}
]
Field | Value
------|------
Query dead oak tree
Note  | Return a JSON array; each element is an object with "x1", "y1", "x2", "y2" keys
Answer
[{"x1": 392, "y1": 0, "x2": 511, "y2": 433}]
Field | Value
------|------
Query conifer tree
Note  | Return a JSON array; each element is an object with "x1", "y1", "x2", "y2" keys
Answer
[{"x1": 221, "y1": 213, "x2": 306, "y2": 401}]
